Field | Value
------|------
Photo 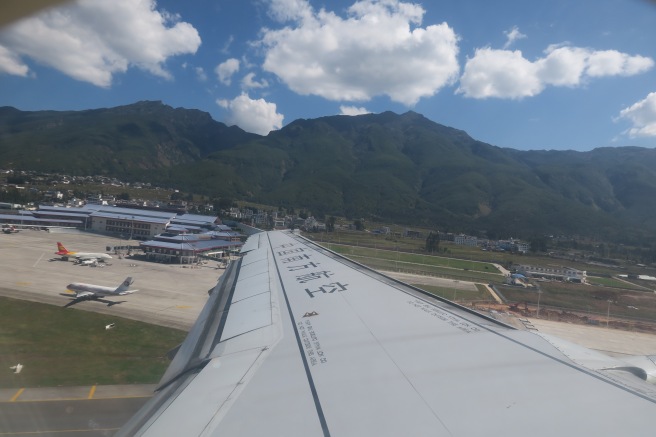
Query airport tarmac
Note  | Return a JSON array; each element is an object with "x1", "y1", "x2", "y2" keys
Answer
[
  {"x1": 0, "y1": 389, "x2": 151, "y2": 436},
  {"x1": 0, "y1": 228, "x2": 223, "y2": 331},
  {"x1": 0, "y1": 229, "x2": 225, "y2": 436}
]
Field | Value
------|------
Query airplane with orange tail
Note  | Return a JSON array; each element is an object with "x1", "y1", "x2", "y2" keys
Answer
[{"x1": 55, "y1": 242, "x2": 113, "y2": 262}]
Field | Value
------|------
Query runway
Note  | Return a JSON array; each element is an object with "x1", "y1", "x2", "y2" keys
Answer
[{"x1": 0, "y1": 385, "x2": 154, "y2": 437}]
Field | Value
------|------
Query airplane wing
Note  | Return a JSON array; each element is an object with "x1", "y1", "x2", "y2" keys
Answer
[
  {"x1": 60, "y1": 294, "x2": 126, "y2": 308},
  {"x1": 60, "y1": 294, "x2": 90, "y2": 308},
  {"x1": 62, "y1": 297, "x2": 85, "y2": 308},
  {"x1": 118, "y1": 230, "x2": 656, "y2": 436},
  {"x1": 95, "y1": 298, "x2": 126, "y2": 307}
]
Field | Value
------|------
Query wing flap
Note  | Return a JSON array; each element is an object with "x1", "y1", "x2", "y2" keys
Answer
[{"x1": 136, "y1": 348, "x2": 268, "y2": 437}]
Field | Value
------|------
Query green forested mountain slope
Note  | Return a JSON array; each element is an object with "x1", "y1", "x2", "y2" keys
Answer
[
  {"x1": 0, "y1": 101, "x2": 257, "y2": 176},
  {"x1": 1, "y1": 101, "x2": 655, "y2": 241}
]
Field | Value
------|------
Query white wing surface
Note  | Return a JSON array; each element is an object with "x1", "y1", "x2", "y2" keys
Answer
[{"x1": 118, "y1": 230, "x2": 656, "y2": 436}]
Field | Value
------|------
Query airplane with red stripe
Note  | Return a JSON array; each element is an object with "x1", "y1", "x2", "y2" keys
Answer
[{"x1": 55, "y1": 242, "x2": 112, "y2": 262}]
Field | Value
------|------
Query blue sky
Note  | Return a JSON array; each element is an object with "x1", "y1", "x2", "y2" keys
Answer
[{"x1": 1, "y1": 0, "x2": 655, "y2": 151}]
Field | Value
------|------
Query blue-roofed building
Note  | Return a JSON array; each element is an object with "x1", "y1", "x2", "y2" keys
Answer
[
  {"x1": 30, "y1": 204, "x2": 224, "y2": 239},
  {"x1": 0, "y1": 213, "x2": 83, "y2": 229},
  {"x1": 170, "y1": 213, "x2": 220, "y2": 229},
  {"x1": 140, "y1": 232, "x2": 243, "y2": 264}
]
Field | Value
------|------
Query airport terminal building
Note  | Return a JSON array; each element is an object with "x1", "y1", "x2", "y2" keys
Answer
[
  {"x1": 139, "y1": 231, "x2": 242, "y2": 264},
  {"x1": 21, "y1": 204, "x2": 244, "y2": 264},
  {"x1": 28, "y1": 204, "x2": 222, "y2": 239}
]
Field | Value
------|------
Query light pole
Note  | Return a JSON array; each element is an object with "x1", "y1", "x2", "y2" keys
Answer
[
  {"x1": 607, "y1": 299, "x2": 611, "y2": 328},
  {"x1": 536, "y1": 290, "x2": 542, "y2": 318}
]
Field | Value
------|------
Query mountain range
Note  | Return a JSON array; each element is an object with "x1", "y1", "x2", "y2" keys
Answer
[{"x1": 1, "y1": 101, "x2": 655, "y2": 243}]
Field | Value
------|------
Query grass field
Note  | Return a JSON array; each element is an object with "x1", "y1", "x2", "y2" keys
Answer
[
  {"x1": 322, "y1": 243, "x2": 503, "y2": 283},
  {"x1": 0, "y1": 296, "x2": 186, "y2": 388},
  {"x1": 499, "y1": 282, "x2": 656, "y2": 322},
  {"x1": 308, "y1": 229, "x2": 652, "y2": 278},
  {"x1": 414, "y1": 283, "x2": 496, "y2": 303}
]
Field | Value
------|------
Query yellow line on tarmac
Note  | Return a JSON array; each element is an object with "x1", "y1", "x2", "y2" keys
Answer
[
  {"x1": 10, "y1": 388, "x2": 25, "y2": 402},
  {"x1": 87, "y1": 385, "x2": 96, "y2": 399}
]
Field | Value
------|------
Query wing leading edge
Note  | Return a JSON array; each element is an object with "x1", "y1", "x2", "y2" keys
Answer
[{"x1": 118, "y1": 230, "x2": 656, "y2": 437}]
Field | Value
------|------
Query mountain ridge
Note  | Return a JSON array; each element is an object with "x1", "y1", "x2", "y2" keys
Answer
[{"x1": 1, "y1": 101, "x2": 655, "y2": 242}]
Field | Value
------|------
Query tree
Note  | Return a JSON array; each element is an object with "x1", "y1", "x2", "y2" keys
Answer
[
  {"x1": 7, "y1": 175, "x2": 26, "y2": 185},
  {"x1": 425, "y1": 231, "x2": 440, "y2": 253},
  {"x1": 353, "y1": 219, "x2": 365, "y2": 231},
  {"x1": 529, "y1": 237, "x2": 547, "y2": 253},
  {"x1": 170, "y1": 191, "x2": 185, "y2": 201},
  {"x1": 326, "y1": 216, "x2": 336, "y2": 232},
  {"x1": 214, "y1": 197, "x2": 234, "y2": 211}
]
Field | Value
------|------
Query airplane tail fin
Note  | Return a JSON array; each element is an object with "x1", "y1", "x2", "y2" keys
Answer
[
  {"x1": 56, "y1": 242, "x2": 70, "y2": 255},
  {"x1": 115, "y1": 277, "x2": 135, "y2": 294}
]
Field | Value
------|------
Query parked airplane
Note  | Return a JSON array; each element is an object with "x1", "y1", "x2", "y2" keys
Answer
[
  {"x1": 61, "y1": 276, "x2": 137, "y2": 307},
  {"x1": 2, "y1": 225, "x2": 19, "y2": 234},
  {"x1": 118, "y1": 230, "x2": 656, "y2": 436},
  {"x1": 55, "y1": 242, "x2": 112, "y2": 262}
]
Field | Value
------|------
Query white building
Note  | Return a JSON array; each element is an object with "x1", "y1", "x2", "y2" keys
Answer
[
  {"x1": 454, "y1": 234, "x2": 478, "y2": 247},
  {"x1": 515, "y1": 264, "x2": 587, "y2": 283}
]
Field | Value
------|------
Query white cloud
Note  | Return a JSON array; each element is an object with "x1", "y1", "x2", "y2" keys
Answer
[
  {"x1": 503, "y1": 26, "x2": 526, "y2": 49},
  {"x1": 195, "y1": 67, "x2": 207, "y2": 82},
  {"x1": 216, "y1": 58, "x2": 240, "y2": 85},
  {"x1": 217, "y1": 93, "x2": 284, "y2": 135},
  {"x1": 220, "y1": 35, "x2": 234, "y2": 54},
  {"x1": 259, "y1": 0, "x2": 460, "y2": 106},
  {"x1": 457, "y1": 48, "x2": 543, "y2": 99},
  {"x1": 617, "y1": 92, "x2": 656, "y2": 138},
  {"x1": 241, "y1": 72, "x2": 268, "y2": 90},
  {"x1": 339, "y1": 105, "x2": 370, "y2": 115},
  {"x1": 0, "y1": 44, "x2": 29, "y2": 76},
  {"x1": 267, "y1": 0, "x2": 314, "y2": 22},
  {"x1": 586, "y1": 50, "x2": 654, "y2": 77},
  {"x1": 0, "y1": 0, "x2": 200, "y2": 87},
  {"x1": 459, "y1": 45, "x2": 654, "y2": 99},
  {"x1": 536, "y1": 45, "x2": 588, "y2": 87}
]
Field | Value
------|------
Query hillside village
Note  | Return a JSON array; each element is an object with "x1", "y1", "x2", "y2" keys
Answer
[{"x1": 0, "y1": 169, "x2": 650, "y2": 273}]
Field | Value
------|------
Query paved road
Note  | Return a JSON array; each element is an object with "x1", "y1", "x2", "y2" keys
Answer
[
  {"x1": 380, "y1": 270, "x2": 479, "y2": 291},
  {"x1": 529, "y1": 317, "x2": 656, "y2": 356}
]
